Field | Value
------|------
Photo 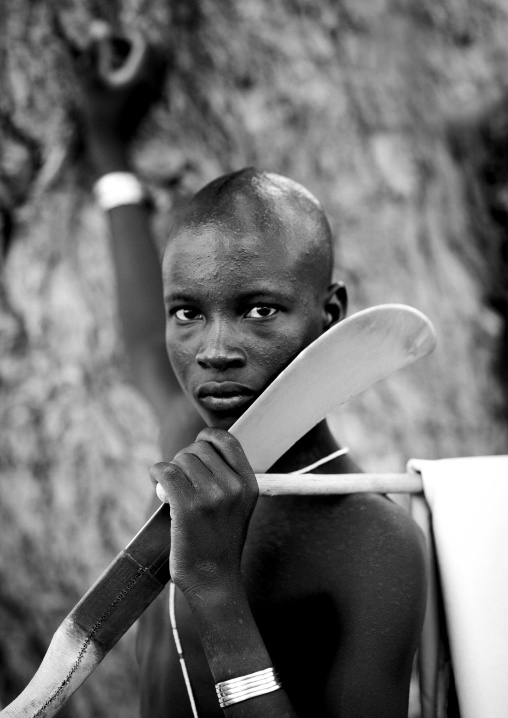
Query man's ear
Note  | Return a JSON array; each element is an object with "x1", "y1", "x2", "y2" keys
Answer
[{"x1": 323, "y1": 282, "x2": 348, "y2": 329}]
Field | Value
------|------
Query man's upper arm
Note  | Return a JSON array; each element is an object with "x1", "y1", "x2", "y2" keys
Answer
[{"x1": 324, "y1": 496, "x2": 428, "y2": 718}]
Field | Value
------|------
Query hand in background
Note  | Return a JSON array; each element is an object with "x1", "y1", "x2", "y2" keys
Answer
[{"x1": 75, "y1": 21, "x2": 167, "y2": 149}]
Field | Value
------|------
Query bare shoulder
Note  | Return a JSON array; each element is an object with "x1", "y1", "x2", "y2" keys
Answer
[
  {"x1": 251, "y1": 492, "x2": 427, "y2": 605},
  {"x1": 273, "y1": 492, "x2": 428, "y2": 655},
  {"x1": 314, "y1": 492, "x2": 427, "y2": 602},
  {"x1": 335, "y1": 491, "x2": 426, "y2": 558}
]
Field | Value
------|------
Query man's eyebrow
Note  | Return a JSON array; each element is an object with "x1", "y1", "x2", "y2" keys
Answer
[
  {"x1": 235, "y1": 288, "x2": 293, "y2": 302},
  {"x1": 164, "y1": 287, "x2": 295, "y2": 304},
  {"x1": 164, "y1": 292, "x2": 197, "y2": 304}
]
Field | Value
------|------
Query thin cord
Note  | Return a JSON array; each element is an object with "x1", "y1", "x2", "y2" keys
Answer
[
  {"x1": 290, "y1": 447, "x2": 349, "y2": 474},
  {"x1": 169, "y1": 581, "x2": 200, "y2": 718},
  {"x1": 169, "y1": 445, "x2": 349, "y2": 716}
]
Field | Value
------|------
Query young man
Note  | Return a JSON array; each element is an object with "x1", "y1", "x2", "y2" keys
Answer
[{"x1": 81, "y1": 26, "x2": 427, "y2": 718}]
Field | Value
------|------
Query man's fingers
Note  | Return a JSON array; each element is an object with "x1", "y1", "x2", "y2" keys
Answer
[
  {"x1": 174, "y1": 436, "x2": 255, "y2": 491},
  {"x1": 196, "y1": 428, "x2": 256, "y2": 480},
  {"x1": 172, "y1": 445, "x2": 247, "y2": 501},
  {"x1": 150, "y1": 461, "x2": 194, "y2": 504},
  {"x1": 171, "y1": 451, "x2": 215, "y2": 488},
  {"x1": 152, "y1": 431, "x2": 258, "y2": 505},
  {"x1": 172, "y1": 441, "x2": 225, "y2": 475}
]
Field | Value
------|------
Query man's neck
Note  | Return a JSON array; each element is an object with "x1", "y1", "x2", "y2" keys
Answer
[{"x1": 268, "y1": 420, "x2": 358, "y2": 475}]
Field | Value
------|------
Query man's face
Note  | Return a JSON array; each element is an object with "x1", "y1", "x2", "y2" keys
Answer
[{"x1": 162, "y1": 223, "x2": 328, "y2": 429}]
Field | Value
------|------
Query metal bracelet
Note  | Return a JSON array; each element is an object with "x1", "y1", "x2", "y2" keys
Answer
[
  {"x1": 93, "y1": 172, "x2": 147, "y2": 211},
  {"x1": 215, "y1": 667, "x2": 282, "y2": 708}
]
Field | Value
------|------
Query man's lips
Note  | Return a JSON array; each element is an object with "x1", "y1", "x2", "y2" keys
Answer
[{"x1": 196, "y1": 381, "x2": 258, "y2": 411}]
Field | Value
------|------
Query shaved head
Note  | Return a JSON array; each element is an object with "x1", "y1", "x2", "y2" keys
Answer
[
  {"x1": 163, "y1": 168, "x2": 346, "y2": 426},
  {"x1": 168, "y1": 168, "x2": 335, "y2": 293}
]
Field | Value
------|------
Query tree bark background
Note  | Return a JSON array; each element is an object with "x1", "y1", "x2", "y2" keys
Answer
[{"x1": 1, "y1": 1, "x2": 508, "y2": 716}]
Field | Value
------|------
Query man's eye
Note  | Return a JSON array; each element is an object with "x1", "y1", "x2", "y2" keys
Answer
[
  {"x1": 245, "y1": 306, "x2": 278, "y2": 319},
  {"x1": 174, "y1": 308, "x2": 203, "y2": 322}
]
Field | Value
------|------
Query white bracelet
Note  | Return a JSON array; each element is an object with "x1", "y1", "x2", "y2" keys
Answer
[
  {"x1": 93, "y1": 172, "x2": 147, "y2": 211},
  {"x1": 215, "y1": 667, "x2": 282, "y2": 708}
]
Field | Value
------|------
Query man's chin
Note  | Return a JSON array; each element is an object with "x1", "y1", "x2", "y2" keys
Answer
[
  {"x1": 206, "y1": 416, "x2": 237, "y2": 430},
  {"x1": 199, "y1": 406, "x2": 250, "y2": 431}
]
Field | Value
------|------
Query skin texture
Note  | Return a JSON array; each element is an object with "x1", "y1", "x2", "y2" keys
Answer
[
  {"x1": 162, "y1": 170, "x2": 346, "y2": 430},
  {"x1": 77, "y1": 31, "x2": 427, "y2": 718}
]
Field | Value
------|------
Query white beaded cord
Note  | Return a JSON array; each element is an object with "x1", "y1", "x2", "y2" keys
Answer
[{"x1": 169, "y1": 581, "x2": 199, "y2": 718}]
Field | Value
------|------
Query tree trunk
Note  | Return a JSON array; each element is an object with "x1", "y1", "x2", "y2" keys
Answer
[{"x1": 1, "y1": 1, "x2": 508, "y2": 716}]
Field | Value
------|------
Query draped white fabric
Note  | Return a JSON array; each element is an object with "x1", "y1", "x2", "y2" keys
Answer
[{"x1": 408, "y1": 456, "x2": 508, "y2": 718}]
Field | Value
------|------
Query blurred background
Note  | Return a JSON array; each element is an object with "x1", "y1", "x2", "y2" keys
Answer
[{"x1": 1, "y1": 1, "x2": 508, "y2": 716}]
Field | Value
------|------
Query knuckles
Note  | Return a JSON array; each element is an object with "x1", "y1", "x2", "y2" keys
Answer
[
  {"x1": 150, "y1": 460, "x2": 185, "y2": 486},
  {"x1": 150, "y1": 436, "x2": 258, "y2": 513},
  {"x1": 197, "y1": 428, "x2": 248, "y2": 462},
  {"x1": 196, "y1": 428, "x2": 257, "y2": 482},
  {"x1": 196, "y1": 426, "x2": 239, "y2": 448},
  {"x1": 173, "y1": 441, "x2": 215, "y2": 468}
]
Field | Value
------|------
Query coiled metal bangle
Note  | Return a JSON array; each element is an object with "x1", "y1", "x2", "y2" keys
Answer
[
  {"x1": 215, "y1": 667, "x2": 282, "y2": 708},
  {"x1": 93, "y1": 172, "x2": 148, "y2": 211}
]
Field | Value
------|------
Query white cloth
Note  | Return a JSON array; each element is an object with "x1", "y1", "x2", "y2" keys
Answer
[{"x1": 408, "y1": 456, "x2": 508, "y2": 718}]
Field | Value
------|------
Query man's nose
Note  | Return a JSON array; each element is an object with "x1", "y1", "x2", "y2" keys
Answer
[{"x1": 196, "y1": 321, "x2": 247, "y2": 370}]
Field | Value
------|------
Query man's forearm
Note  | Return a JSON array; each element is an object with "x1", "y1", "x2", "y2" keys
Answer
[
  {"x1": 88, "y1": 134, "x2": 165, "y2": 358},
  {"x1": 187, "y1": 583, "x2": 298, "y2": 717},
  {"x1": 87, "y1": 134, "x2": 174, "y2": 418},
  {"x1": 107, "y1": 204, "x2": 165, "y2": 346}
]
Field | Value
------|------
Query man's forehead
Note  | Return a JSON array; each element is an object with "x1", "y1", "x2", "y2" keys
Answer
[
  {"x1": 163, "y1": 220, "x2": 299, "y2": 272},
  {"x1": 162, "y1": 224, "x2": 327, "y2": 310}
]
